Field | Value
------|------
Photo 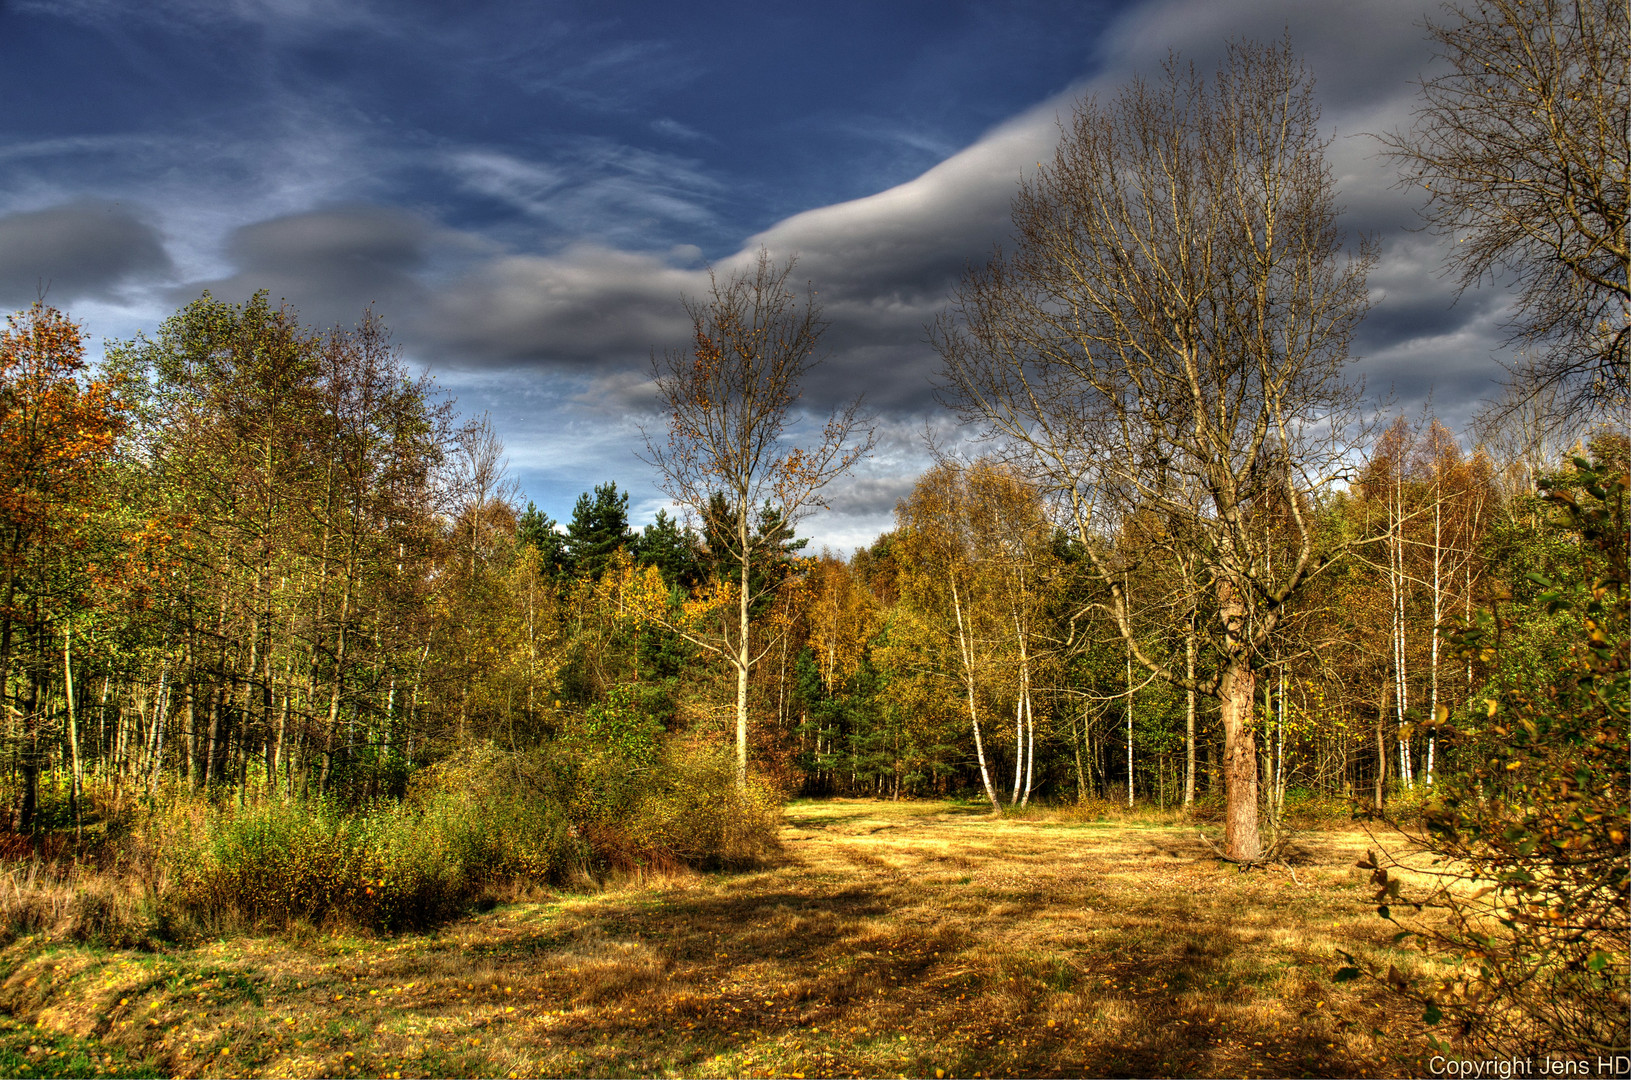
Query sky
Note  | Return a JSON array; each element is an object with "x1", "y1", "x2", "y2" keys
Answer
[{"x1": 0, "y1": 0, "x2": 1520, "y2": 553}]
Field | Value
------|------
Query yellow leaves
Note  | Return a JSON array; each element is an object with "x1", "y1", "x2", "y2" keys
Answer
[
  {"x1": 681, "y1": 577, "x2": 737, "y2": 628},
  {"x1": 594, "y1": 551, "x2": 671, "y2": 628}
]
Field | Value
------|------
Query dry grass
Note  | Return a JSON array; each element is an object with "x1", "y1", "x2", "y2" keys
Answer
[{"x1": 0, "y1": 799, "x2": 1438, "y2": 1078}]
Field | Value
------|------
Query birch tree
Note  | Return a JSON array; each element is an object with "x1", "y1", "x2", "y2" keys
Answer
[
  {"x1": 935, "y1": 40, "x2": 1372, "y2": 861},
  {"x1": 646, "y1": 251, "x2": 873, "y2": 786}
]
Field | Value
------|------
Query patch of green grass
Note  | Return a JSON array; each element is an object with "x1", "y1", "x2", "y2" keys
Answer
[{"x1": 0, "y1": 1015, "x2": 162, "y2": 1078}]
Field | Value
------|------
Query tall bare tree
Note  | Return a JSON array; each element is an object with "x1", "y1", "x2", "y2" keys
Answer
[
  {"x1": 647, "y1": 251, "x2": 873, "y2": 786},
  {"x1": 1383, "y1": 0, "x2": 1630, "y2": 411},
  {"x1": 935, "y1": 40, "x2": 1372, "y2": 862}
]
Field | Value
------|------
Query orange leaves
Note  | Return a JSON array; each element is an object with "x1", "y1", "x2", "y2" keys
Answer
[
  {"x1": 804, "y1": 554, "x2": 879, "y2": 688},
  {"x1": 0, "y1": 302, "x2": 133, "y2": 615}
]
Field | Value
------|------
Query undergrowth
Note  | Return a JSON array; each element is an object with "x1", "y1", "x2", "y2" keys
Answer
[{"x1": 0, "y1": 737, "x2": 780, "y2": 943}]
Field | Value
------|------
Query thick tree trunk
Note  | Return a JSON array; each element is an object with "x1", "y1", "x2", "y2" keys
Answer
[
  {"x1": 1184, "y1": 614, "x2": 1197, "y2": 808},
  {"x1": 1219, "y1": 661, "x2": 1261, "y2": 862}
]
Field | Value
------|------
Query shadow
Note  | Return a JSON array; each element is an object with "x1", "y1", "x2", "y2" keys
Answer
[
  {"x1": 337, "y1": 808, "x2": 1423, "y2": 1078},
  {"x1": 0, "y1": 804, "x2": 1422, "y2": 1079}
]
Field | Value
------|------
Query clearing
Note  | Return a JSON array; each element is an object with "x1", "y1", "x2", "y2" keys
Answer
[{"x1": 0, "y1": 800, "x2": 1429, "y2": 1078}]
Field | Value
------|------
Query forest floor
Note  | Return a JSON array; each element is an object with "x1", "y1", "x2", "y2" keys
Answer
[{"x1": 0, "y1": 799, "x2": 1436, "y2": 1079}]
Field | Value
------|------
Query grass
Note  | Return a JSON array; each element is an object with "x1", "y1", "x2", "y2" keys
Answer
[{"x1": 0, "y1": 799, "x2": 1435, "y2": 1078}]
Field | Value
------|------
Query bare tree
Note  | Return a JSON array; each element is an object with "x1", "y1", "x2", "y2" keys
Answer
[
  {"x1": 935, "y1": 40, "x2": 1373, "y2": 862},
  {"x1": 1383, "y1": 0, "x2": 1630, "y2": 412},
  {"x1": 646, "y1": 250, "x2": 874, "y2": 786}
]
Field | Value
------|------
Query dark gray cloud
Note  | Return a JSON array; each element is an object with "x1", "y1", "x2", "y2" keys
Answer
[
  {"x1": 0, "y1": 200, "x2": 172, "y2": 309},
  {"x1": 20, "y1": 0, "x2": 1517, "y2": 551},
  {"x1": 405, "y1": 0, "x2": 1507, "y2": 436},
  {"x1": 183, "y1": 205, "x2": 439, "y2": 330},
  {"x1": 420, "y1": 245, "x2": 696, "y2": 370}
]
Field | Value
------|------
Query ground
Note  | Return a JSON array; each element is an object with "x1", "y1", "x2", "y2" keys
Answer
[{"x1": 0, "y1": 800, "x2": 1431, "y2": 1078}]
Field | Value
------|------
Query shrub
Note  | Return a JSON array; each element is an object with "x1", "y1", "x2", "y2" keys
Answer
[
  {"x1": 1, "y1": 717, "x2": 781, "y2": 939},
  {"x1": 626, "y1": 741, "x2": 782, "y2": 868}
]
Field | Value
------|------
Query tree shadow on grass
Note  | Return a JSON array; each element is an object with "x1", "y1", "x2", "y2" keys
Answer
[
  {"x1": 0, "y1": 810, "x2": 1419, "y2": 1079},
  {"x1": 368, "y1": 814, "x2": 1424, "y2": 1078}
]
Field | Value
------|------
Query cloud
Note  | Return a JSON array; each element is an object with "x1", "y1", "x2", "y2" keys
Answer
[
  {"x1": 182, "y1": 205, "x2": 439, "y2": 330},
  {"x1": 447, "y1": 140, "x2": 723, "y2": 248},
  {"x1": 0, "y1": 200, "x2": 172, "y2": 309},
  {"x1": 15, "y1": 0, "x2": 382, "y2": 37},
  {"x1": 409, "y1": 0, "x2": 1492, "y2": 431},
  {"x1": 10, "y1": 0, "x2": 1517, "y2": 549},
  {"x1": 421, "y1": 244, "x2": 698, "y2": 371},
  {"x1": 408, "y1": 91, "x2": 1052, "y2": 417}
]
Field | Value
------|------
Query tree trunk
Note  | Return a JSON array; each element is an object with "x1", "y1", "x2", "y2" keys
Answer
[
  {"x1": 1374, "y1": 679, "x2": 1391, "y2": 810},
  {"x1": 1219, "y1": 660, "x2": 1261, "y2": 862},
  {"x1": 147, "y1": 660, "x2": 169, "y2": 795},
  {"x1": 735, "y1": 505, "x2": 751, "y2": 788},
  {"x1": 1125, "y1": 636, "x2": 1135, "y2": 809},
  {"x1": 64, "y1": 628, "x2": 82, "y2": 839},
  {"x1": 1184, "y1": 612, "x2": 1197, "y2": 808},
  {"x1": 951, "y1": 579, "x2": 1001, "y2": 812}
]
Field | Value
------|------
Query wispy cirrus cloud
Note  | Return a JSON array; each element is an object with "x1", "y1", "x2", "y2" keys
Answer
[{"x1": 447, "y1": 141, "x2": 723, "y2": 249}]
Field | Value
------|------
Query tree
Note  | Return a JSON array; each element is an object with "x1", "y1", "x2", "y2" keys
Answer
[
  {"x1": 935, "y1": 40, "x2": 1373, "y2": 861},
  {"x1": 565, "y1": 482, "x2": 634, "y2": 579},
  {"x1": 646, "y1": 250, "x2": 873, "y2": 785},
  {"x1": 517, "y1": 501, "x2": 567, "y2": 577},
  {"x1": 894, "y1": 461, "x2": 1006, "y2": 812},
  {"x1": 636, "y1": 509, "x2": 705, "y2": 590},
  {"x1": 1383, "y1": 0, "x2": 1630, "y2": 411},
  {"x1": 0, "y1": 303, "x2": 128, "y2": 828}
]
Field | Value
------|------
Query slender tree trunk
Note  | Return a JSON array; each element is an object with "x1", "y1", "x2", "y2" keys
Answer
[
  {"x1": 735, "y1": 508, "x2": 751, "y2": 788},
  {"x1": 1391, "y1": 476, "x2": 1414, "y2": 791},
  {"x1": 1022, "y1": 679, "x2": 1034, "y2": 809},
  {"x1": 202, "y1": 685, "x2": 222, "y2": 789},
  {"x1": 950, "y1": 578, "x2": 1000, "y2": 812},
  {"x1": 148, "y1": 659, "x2": 169, "y2": 795},
  {"x1": 19, "y1": 650, "x2": 39, "y2": 835},
  {"x1": 1125, "y1": 636, "x2": 1135, "y2": 809},
  {"x1": 1072, "y1": 708, "x2": 1086, "y2": 804},
  {"x1": 64, "y1": 627, "x2": 82, "y2": 839},
  {"x1": 1374, "y1": 680, "x2": 1390, "y2": 810}
]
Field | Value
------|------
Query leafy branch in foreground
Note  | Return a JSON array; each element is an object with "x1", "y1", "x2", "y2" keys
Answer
[{"x1": 1338, "y1": 454, "x2": 1629, "y2": 1054}]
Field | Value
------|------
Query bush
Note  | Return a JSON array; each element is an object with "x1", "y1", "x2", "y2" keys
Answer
[
  {"x1": 1, "y1": 718, "x2": 782, "y2": 940},
  {"x1": 625, "y1": 741, "x2": 782, "y2": 868}
]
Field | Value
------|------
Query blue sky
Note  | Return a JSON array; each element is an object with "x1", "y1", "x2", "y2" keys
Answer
[{"x1": 0, "y1": 0, "x2": 1517, "y2": 551}]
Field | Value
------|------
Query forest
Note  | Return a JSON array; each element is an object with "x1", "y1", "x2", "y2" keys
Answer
[{"x1": 0, "y1": 7, "x2": 1624, "y2": 1079}]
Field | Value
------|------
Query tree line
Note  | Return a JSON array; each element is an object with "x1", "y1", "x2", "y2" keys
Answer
[
  {"x1": 0, "y1": 281, "x2": 1617, "y2": 820},
  {"x1": 0, "y1": 9, "x2": 1622, "y2": 856}
]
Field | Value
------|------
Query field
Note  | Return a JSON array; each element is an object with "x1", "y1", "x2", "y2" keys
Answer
[{"x1": 0, "y1": 800, "x2": 1432, "y2": 1079}]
